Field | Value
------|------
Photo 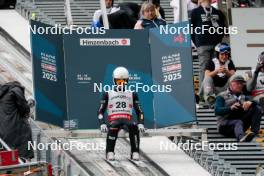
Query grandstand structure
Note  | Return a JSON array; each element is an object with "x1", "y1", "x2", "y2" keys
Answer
[
  {"x1": 16, "y1": 0, "x2": 174, "y2": 27},
  {"x1": 0, "y1": 0, "x2": 264, "y2": 175}
]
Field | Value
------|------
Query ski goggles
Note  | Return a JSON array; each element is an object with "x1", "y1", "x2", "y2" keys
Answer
[
  {"x1": 219, "y1": 51, "x2": 229, "y2": 56},
  {"x1": 219, "y1": 48, "x2": 230, "y2": 54},
  {"x1": 115, "y1": 79, "x2": 128, "y2": 85},
  {"x1": 216, "y1": 44, "x2": 230, "y2": 53}
]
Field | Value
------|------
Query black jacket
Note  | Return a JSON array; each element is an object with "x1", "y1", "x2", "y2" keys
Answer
[
  {"x1": 191, "y1": 6, "x2": 226, "y2": 47},
  {"x1": 0, "y1": 81, "x2": 34, "y2": 159}
]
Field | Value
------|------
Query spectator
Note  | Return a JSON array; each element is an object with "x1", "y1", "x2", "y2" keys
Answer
[
  {"x1": 238, "y1": 0, "x2": 252, "y2": 7},
  {"x1": 134, "y1": 2, "x2": 166, "y2": 29},
  {"x1": 0, "y1": 81, "x2": 34, "y2": 160},
  {"x1": 215, "y1": 75, "x2": 262, "y2": 142},
  {"x1": 92, "y1": 0, "x2": 119, "y2": 28},
  {"x1": 142, "y1": 0, "x2": 165, "y2": 19},
  {"x1": 103, "y1": 2, "x2": 140, "y2": 29},
  {"x1": 191, "y1": 0, "x2": 226, "y2": 90},
  {"x1": 245, "y1": 51, "x2": 264, "y2": 110},
  {"x1": 187, "y1": 0, "x2": 199, "y2": 17},
  {"x1": 200, "y1": 43, "x2": 236, "y2": 107},
  {"x1": 118, "y1": 2, "x2": 141, "y2": 20},
  {"x1": 170, "y1": 0, "x2": 198, "y2": 23}
]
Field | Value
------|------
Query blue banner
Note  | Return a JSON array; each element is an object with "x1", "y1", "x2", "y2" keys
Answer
[
  {"x1": 62, "y1": 29, "x2": 154, "y2": 129},
  {"x1": 30, "y1": 20, "x2": 67, "y2": 127},
  {"x1": 150, "y1": 22, "x2": 196, "y2": 127},
  {"x1": 30, "y1": 21, "x2": 196, "y2": 129}
]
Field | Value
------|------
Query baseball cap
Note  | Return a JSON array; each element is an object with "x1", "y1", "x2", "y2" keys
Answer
[{"x1": 229, "y1": 75, "x2": 246, "y2": 83}]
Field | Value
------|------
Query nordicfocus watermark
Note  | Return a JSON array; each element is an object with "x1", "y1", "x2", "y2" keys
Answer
[
  {"x1": 28, "y1": 140, "x2": 106, "y2": 151},
  {"x1": 30, "y1": 24, "x2": 239, "y2": 36},
  {"x1": 30, "y1": 24, "x2": 106, "y2": 35},
  {"x1": 160, "y1": 24, "x2": 238, "y2": 35},
  {"x1": 93, "y1": 83, "x2": 172, "y2": 93},
  {"x1": 160, "y1": 140, "x2": 238, "y2": 151}
]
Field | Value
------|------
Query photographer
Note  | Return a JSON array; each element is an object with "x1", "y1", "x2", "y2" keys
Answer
[
  {"x1": 245, "y1": 51, "x2": 264, "y2": 111},
  {"x1": 215, "y1": 75, "x2": 262, "y2": 142},
  {"x1": 0, "y1": 81, "x2": 34, "y2": 161}
]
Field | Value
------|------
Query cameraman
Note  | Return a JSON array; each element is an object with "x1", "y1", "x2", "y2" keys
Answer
[
  {"x1": 215, "y1": 75, "x2": 262, "y2": 142},
  {"x1": 245, "y1": 51, "x2": 264, "y2": 111},
  {"x1": 0, "y1": 81, "x2": 34, "y2": 161}
]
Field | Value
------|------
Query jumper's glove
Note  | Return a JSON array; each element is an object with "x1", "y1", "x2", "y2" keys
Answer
[
  {"x1": 255, "y1": 63, "x2": 264, "y2": 74},
  {"x1": 137, "y1": 124, "x2": 145, "y2": 133},
  {"x1": 100, "y1": 124, "x2": 108, "y2": 133}
]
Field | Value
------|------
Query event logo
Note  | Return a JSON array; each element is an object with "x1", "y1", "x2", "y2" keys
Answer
[
  {"x1": 174, "y1": 33, "x2": 185, "y2": 44},
  {"x1": 162, "y1": 64, "x2": 181, "y2": 72},
  {"x1": 80, "y1": 38, "x2": 131, "y2": 46},
  {"x1": 41, "y1": 63, "x2": 56, "y2": 72}
]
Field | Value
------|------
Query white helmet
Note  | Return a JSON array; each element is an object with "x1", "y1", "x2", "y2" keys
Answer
[
  {"x1": 113, "y1": 67, "x2": 129, "y2": 85},
  {"x1": 113, "y1": 67, "x2": 129, "y2": 79}
]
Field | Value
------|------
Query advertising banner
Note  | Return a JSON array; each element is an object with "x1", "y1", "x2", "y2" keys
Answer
[
  {"x1": 63, "y1": 30, "x2": 154, "y2": 129},
  {"x1": 31, "y1": 20, "x2": 67, "y2": 127},
  {"x1": 30, "y1": 21, "x2": 195, "y2": 129},
  {"x1": 150, "y1": 22, "x2": 196, "y2": 127}
]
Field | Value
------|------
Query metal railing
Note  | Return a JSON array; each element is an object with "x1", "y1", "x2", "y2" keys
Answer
[
  {"x1": 0, "y1": 137, "x2": 49, "y2": 175},
  {"x1": 29, "y1": 120, "x2": 91, "y2": 176},
  {"x1": 16, "y1": 0, "x2": 57, "y2": 25},
  {"x1": 65, "y1": 0, "x2": 73, "y2": 26},
  {"x1": 0, "y1": 138, "x2": 24, "y2": 164},
  {"x1": 0, "y1": 26, "x2": 91, "y2": 176},
  {"x1": 0, "y1": 161, "x2": 50, "y2": 175},
  {"x1": 173, "y1": 136, "x2": 242, "y2": 176}
]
